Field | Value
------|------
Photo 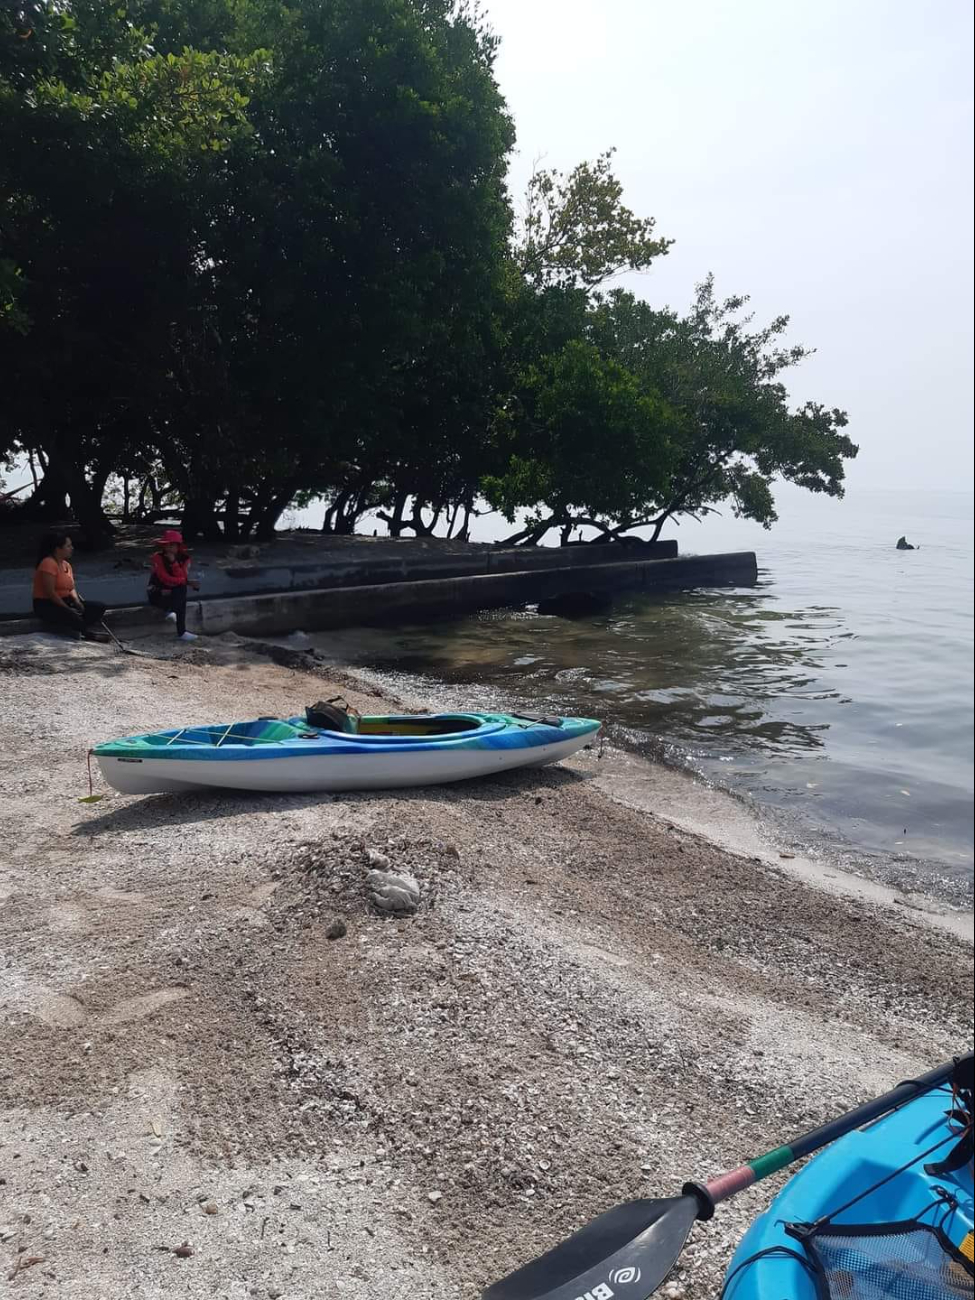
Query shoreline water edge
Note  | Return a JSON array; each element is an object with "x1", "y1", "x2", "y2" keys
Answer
[
  {"x1": 1, "y1": 628, "x2": 972, "y2": 1299},
  {"x1": 328, "y1": 651, "x2": 973, "y2": 941}
]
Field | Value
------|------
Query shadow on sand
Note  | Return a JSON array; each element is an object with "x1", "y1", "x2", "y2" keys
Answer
[{"x1": 73, "y1": 760, "x2": 596, "y2": 836}]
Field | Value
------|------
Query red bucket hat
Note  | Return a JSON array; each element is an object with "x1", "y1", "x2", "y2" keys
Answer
[{"x1": 154, "y1": 529, "x2": 185, "y2": 546}]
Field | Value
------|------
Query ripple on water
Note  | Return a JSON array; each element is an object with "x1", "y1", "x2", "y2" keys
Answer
[{"x1": 287, "y1": 493, "x2": 974, "y2": 898}]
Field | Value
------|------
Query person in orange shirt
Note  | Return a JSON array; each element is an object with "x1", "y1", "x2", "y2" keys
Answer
[{"x1": 32, "y1": 532, "x2": 109, "y2": 641}]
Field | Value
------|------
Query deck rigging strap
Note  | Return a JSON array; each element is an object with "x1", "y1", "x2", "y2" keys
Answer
[
  {"x1": 213, "y1": 723, "x2": 237, "y2": 748},
  {"x1": 927, "y1": 1056, "x2": 974, "y2": 1178},
  {"x1": 158, "y1": 721, "x2": 307, "y2": 748},
  {"x1": 793, "y1": 1129, "x2": 957, "y2": 1232}
]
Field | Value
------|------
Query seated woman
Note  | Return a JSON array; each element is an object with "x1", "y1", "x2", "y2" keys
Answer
[
  {"x1": 147, "y1": 530, "x2": 199, "y2": 641},
  {"x1": 32, "y1": 532, "x2": 109, "y2": 641}
]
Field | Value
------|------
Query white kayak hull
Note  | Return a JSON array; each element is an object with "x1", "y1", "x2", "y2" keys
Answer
[{"x1": 97, "y1": 730, "x2": 593, "y2": 795}]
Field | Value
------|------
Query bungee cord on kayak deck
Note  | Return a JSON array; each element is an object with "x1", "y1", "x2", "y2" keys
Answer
[{"x1": 719, "y1": 1246, "x2": 818, "y2": 1298}]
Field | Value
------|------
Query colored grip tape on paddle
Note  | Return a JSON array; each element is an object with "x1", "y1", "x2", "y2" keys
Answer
[{"x1": 704, "y1": 1147, "x2": 794, "y2": 1204}]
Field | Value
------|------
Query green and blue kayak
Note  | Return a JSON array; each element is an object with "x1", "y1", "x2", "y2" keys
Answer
[{"x1": 93, "y1": 711, "x2": 601, "y2": 795}]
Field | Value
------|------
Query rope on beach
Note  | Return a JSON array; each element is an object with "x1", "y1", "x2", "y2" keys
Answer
[{"x1": 78, "y1": 748, "x2": 104, "y2": 804}]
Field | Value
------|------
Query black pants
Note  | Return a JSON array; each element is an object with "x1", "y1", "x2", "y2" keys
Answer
[
  {"x1": 33, "y1": 596, "x2": 108, "y2": 637},
  {"x1": 148, "y1": 583, "x2": 188, "y2": 635}
]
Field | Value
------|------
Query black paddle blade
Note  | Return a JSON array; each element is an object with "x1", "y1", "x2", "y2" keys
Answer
[{"x1": 482, "y1": 1194, "x2": 700, "y2": 1300}]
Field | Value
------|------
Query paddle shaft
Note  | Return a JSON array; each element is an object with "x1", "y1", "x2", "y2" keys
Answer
[
  {"x1": 100, "y1": 621, "x2": 143, "y2": 656},
  {"x1": 100, "y1": 621, "x2": 126, "y2": 650},
  {"x1": 694, "y1": 1052, "x2": 971, "y2": 1212}
]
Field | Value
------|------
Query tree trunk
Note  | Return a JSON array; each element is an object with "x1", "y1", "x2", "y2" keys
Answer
[
  {"x1": 334, "y1": 502, "x2": 358, "y2": 534},
  {"x1": 321, "y1": 488, "x2": 353, "y2": 534},
  {"x1": 181, "y1": 497, "x2": 223, "y2": 542},
  {"x1": 376, "y1": 489, "x2": 408, "y2": 537},
  {"x1": 66, "y1": 471, "x2": 115, "y2": 548},
  {"x1": 250, "y1": 488, "x2": 296, "y2": 540},
  {"x1": 410, "y1": 500, "x2": 442, "y2": 538},
  {"x1": 18, "y1": 453, "x2": 70, "y2": 520},
  {"x1": 322, "y1": 481, "x2": 375, "y2": 535},
  {"x1": 502, "y1": 518, "x2": 556, "y2": 546}
]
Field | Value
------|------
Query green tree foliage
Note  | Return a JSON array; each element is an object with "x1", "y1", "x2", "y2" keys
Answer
[
  {"x1": 483, "y1": 338, "x2": 674, "y2": 544},
  {"x1": 0, "y1": 1, "x2": 269, "y2": 537},
  {"x1": 516, "y1": 149, "x2": 672, "y2": 291},
  {"x1": 485, "y1": 149, "x2": 679, "y2": 543},
  {"x1": 1, "y1": 2, "x2": 856, "y2": 546},
  {"x1": 586, "y1": 279, "x2": 857, "y2": 539},
  {"x1": 2, "y1": 0, "x2": 514, "y2": 540},
  {"x1": 486, "y1": 273, "x2": 856, "y2": 544}
]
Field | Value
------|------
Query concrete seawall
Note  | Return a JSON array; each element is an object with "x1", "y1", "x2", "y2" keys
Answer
[
  {"x1": 189, "y1": 550, "x2": 757, "y2": 635},
  {"x1": 0, "y1": 537, "x2": 679, "y2": 616},
  {"x1": 0, "y1": 550, "x2": 757, "y2": 638}
]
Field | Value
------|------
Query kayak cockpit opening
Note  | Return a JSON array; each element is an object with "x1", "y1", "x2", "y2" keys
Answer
[{"x1": 354, "y1": 714, "x2": 491, "y2": 737}]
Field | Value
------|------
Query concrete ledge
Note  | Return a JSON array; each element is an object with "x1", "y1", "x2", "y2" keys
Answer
[
  {"x1": 0, "y1": 538, "x2": 680, "y2": 617},
  {"x1": 193, "y1": 551, "x2": 757, "y2": 635},
  {"x1": 0, "y1": 604, "x2": 155, "y2": 639},
  {"x1": 0, "y1": 551, "x2": 757, "y2": 639}
]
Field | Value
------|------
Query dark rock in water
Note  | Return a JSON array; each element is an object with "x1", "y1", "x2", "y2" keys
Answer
[
  {"x1": 896, "y1": 536, "x2": 917, "y2": 550},
  {"x1": 537, "y1": 591, "x2": 612, "y2": 618}
]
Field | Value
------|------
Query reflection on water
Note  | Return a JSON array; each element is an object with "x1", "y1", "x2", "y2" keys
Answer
[{"x1": 360, "y1": 588, "x2": 839, "y2": 757}]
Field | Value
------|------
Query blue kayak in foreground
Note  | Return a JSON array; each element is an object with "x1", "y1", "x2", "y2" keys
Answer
[
  {"x1": 93, "y1": 711, "x2": 601, "y2": 794},
  {"x1": 723, "y1": 1080, "x2": 974, "y2": 1299}
]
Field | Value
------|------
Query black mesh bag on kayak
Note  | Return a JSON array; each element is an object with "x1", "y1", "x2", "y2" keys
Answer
[{"x1": 788, "y1": 1217, "x2": 974, "y2": 1300}]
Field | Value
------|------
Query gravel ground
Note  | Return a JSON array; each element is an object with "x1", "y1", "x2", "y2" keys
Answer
[{"x1": 1, "y1": 632, "x2": 972, "y2": 1299}]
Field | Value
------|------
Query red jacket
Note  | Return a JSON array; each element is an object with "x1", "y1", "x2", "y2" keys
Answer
[{"x1": 149, "y1": 551, "x2": 191, "y2": 589}]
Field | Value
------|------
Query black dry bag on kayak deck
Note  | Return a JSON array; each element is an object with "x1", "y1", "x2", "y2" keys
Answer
[{"x1": 305, "y1": 698, "x2": 359, "y2": 734}]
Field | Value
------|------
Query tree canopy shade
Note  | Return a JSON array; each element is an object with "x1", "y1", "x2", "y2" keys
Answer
[
  {"x1": 2, "y1": 0, "x2": 515, "y2": 540},
  {"x1": 1, "y1": 1, "x2": 856, "y2": 545}
]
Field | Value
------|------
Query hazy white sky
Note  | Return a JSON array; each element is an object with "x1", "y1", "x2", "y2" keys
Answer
[{"x1": 487, "y1": 0, "x2": 974, "y2": 493}]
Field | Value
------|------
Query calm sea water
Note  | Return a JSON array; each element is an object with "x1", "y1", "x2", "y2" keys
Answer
[{"x1": 301, "y1": 487, "x2": 974, "y2": 901}]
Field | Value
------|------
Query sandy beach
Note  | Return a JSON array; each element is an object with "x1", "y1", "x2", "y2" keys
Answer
[{"x1": 1, "y1": 631, "x2": 972, "y2": 1299}]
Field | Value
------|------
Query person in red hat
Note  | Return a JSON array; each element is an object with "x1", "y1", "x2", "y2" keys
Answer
[{"x1": 147, "y1": 530, "x2": 200, "y2": 640}]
